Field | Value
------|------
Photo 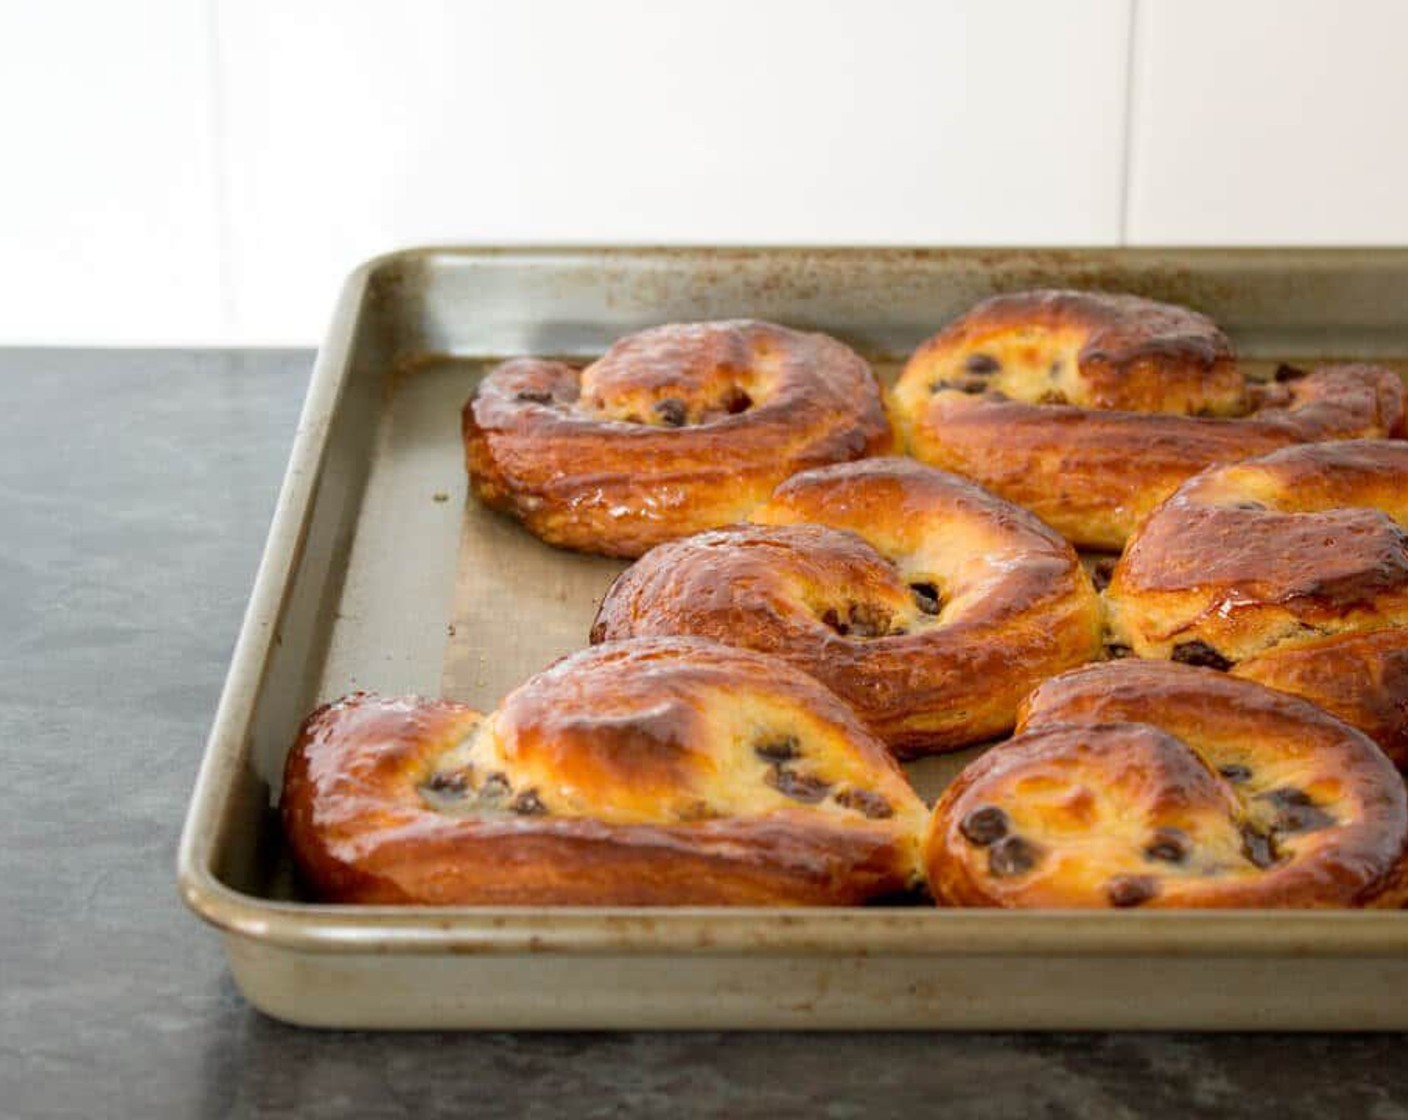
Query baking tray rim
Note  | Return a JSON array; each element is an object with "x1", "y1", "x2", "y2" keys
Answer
[{"x1": 177, "y1": 244, "x2": 1408, "y2": 961}]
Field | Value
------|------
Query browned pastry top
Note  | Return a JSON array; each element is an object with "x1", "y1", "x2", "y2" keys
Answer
[
  {"x1": 462, "y1": 320, "x2": 894, "y2": 558},
  {"x1": 1234, "y1": 628, "x2": 1408, "y2": 770},
  {"x1": 1106, "y1": 440, "x2": 1408, "y2": 665},
  {"x1": 591, "y1": 458, "x2": 1102, "y2": 757},
  {"x1": 905, "y1": 290, "x2": 1241, "y2": 414},
  {"x1": 891, "y1": 289, "x2": 1404, "y2": 549},
  {"x1": 282, "y1": 637, "x2": 927, "y2": 906},
  {"x1": 924, "y1": 661, "x2": 1408, "y2": 908}
]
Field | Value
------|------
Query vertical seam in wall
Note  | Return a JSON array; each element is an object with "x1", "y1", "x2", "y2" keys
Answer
[
  {"x1": 1117, "y1": 0, "x2": 1141, "y2": 245},
  {"x1": 203, "y1": 0, "x2": 238, "y2": 337}
]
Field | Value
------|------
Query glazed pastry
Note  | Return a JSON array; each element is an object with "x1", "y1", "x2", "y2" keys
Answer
[
  {"x1": 891, "y1": 290, "x2": 1404, "y2": 550},
  {"x1": 282, "y1": 637, "x2": 928, "y2": 906},
  {"x1": 462, "y1": 320, "x2": 894, "y2": 558},
  {"x1": 591, "y1": 458, "x2": 1103, "y2": 757},
  {"x1": 924, "y1": 661, "x2": 1408, "y2": 908},
  {"x1": 1233, "y1": 628, "x2": 1408, "y2": 770},
  {"x1": 1105, "y1": 440, "x2": 1408, "y2": 665}
]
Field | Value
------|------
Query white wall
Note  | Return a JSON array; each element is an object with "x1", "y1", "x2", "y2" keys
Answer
[{"x1": 0, "y1": 0, "x2": 1405, "y2": 346}]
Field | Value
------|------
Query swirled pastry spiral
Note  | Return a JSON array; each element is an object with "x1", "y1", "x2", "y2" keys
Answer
[
  {"x1": 924, "y1": 661, "x2": 1408, "y2": 908},
  {"x1": 1105, "y1": 440, "x2": 1408, "y2": 667},
  {"x1": 282, "y1": 638, "x2": 927, "y2": 906},
  {"x1": 591, "y1": 458, "x2": 1102, "y2": 757},
  {"x1": 463, "y1": 320, "x2": 894, "y2": 557},
  {"x1": 891, "y1": 290, "x2": 1404, "y2": 549}
]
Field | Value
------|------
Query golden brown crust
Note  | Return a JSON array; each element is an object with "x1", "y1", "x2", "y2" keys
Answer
[
  {"x1": 892, "y1": 290, "x2": 1405, "y2": 550},
  {"x1": 924, "y1": 661, "x2": 1408, "y2": 908},
  {"x1": 281, "y1": 638, "x2": 927, "y2": 906},
  {"x1": 1234, "y1": 628, "x2": 1408, "y2": 770},
  {"x1": 591, "y1": 458, "x2": 1103, "y2": 757},
  {"x1": 1106, "y1": 440, "x2": 1408, "y2": 665},
  {"x1": 463, "y1": 320, "x2": 895, "y2": 558}
]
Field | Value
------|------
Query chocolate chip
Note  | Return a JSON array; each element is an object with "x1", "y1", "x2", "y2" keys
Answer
[
  {"x1": 1106, "y1": 643, "x2": 1134, "y2": 659},
  {"x1": 479, "y1": 772, "x2": 511, "y2": 801},
  {"x1": 960, "y1": 806, "x2": 1010, "y2": 846},
  {"x1": 909, "y1": 582, "x2": 942, "y2": 616},
  {"x1": 424, "y1": 771, "x2": 468, "y2": 796},
  {"x1": 1219, "y1": 763, "x2": 1253, "y2": 783},
  {"x1": 821, "y1": 603, "x2": 892, "y2": 639},
  {"x1": 987, "y1": 835, "x2": 1040, "y2": 877},
  {"x1": 723, "y1": 386, "x2": 753, "y2": 414},
  {"x1": 1263, "y1": 787, "x2": 1335, "y2": 835},
  {"x1": 965, "y1": 353, "x2": 1001, "y2": 375},
  {"x1": 1090, "y1": 557, "x2": 1117, "y2": 592},
  {"x1": 766, "y1": 766, "x2": 833, "y2": 804},
  {"x1": 510, "y1": 789, "x2": 546, "y2": 815},
  {"x1": 834, "y1": 788, "x2": 895, "y2": 819},
  {"x1": 1241, "y1": 826, "x2": 1279, "y2": 870},
  {"x1": 755, "y1": 736, "x2": 800, "y2": 762},
  {"x1": 1171, "y1": 640, "x2": 1233, "y2": 671},
  {"x1": 1144, "y1": 828, "x2": 1191, "y2": 864},
  {"x1": 1279, "y1": 804, "x2": 1336, "y2": 834},
  {"x1": 1107, "y1": 875, "x2": 1159, "y2": 908},
  {"x1": 1037, "y1": 389, "x2": 1069, "y2": 405},
  {"x1": 653, "y1": 397, "x2": 687, "y2": 427},
  {"x1": 1274, "y1": 363, "x2": 1309, "y2": 383},
  {"x1": 1232, "y1": 500, "x2": 1267, "y2": 512},
  {"x1": 514, "y1": 388, "x2": 553, "y2": 404}
]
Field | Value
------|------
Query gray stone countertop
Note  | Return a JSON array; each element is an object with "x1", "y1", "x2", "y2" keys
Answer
[{"x1": 2, "y1": 348, "x2": 1407, "y2": 1119}]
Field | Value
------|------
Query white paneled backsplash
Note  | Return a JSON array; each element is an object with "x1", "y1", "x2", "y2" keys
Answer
[
  {"x1": 1126, "y1": 0, "x2": 1408, "y2": 245},
  {"x1": 0, "y1": 0, "x2": 1403, "y2": 344},
  {"x1": 0, "y1": 0, "x2": 226, "y2": 344}
]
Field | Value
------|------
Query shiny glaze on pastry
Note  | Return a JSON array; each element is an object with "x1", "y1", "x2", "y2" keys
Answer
[
  {"x1": 925, "y1": 661, "x2": 1408, "y2": 908},
  {"x1": 1106, "y1": 440, "x2": 1408, "y2": 665},
  {"x1": 892, "y1": 290, "x2": 1404, "y2": 549},
  {"x1": 282, "y1": 638, "x2": 927, "y2": 905},
  {"x1": 591, "y1": 458, "x2": 1103, "y2": 757},
  {"x1": 463, "y1": 320, "x2": 894, "y2": 557},
  {"x1": 1234, "y1": 628, "x2": 1408, "y2": 770}
]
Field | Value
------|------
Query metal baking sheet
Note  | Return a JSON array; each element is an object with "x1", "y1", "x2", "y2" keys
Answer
[{"x1": 179, "y1": 247, "x2": 1408, "y2": 1030}]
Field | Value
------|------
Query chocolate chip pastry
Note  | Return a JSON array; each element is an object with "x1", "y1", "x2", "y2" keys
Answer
[
  {"x1": 462, "y1": 320, "x2": 894, "y2": 558},
  {"x1": 1106, "y1": 440, "x2": 1408, "y2": 663},
  {"x1": 925, "y1": 661, "x2": 1408, "y2": 908},
  {"x1": 890, "y1": 290, "x2": 1404, "y2": 550},
  {"x1": 282, "y1": 637, "x2": 927, "y2": 906},
  {"x1": 591, "y1": 458, "x2": 1103, "y2": 757}
]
